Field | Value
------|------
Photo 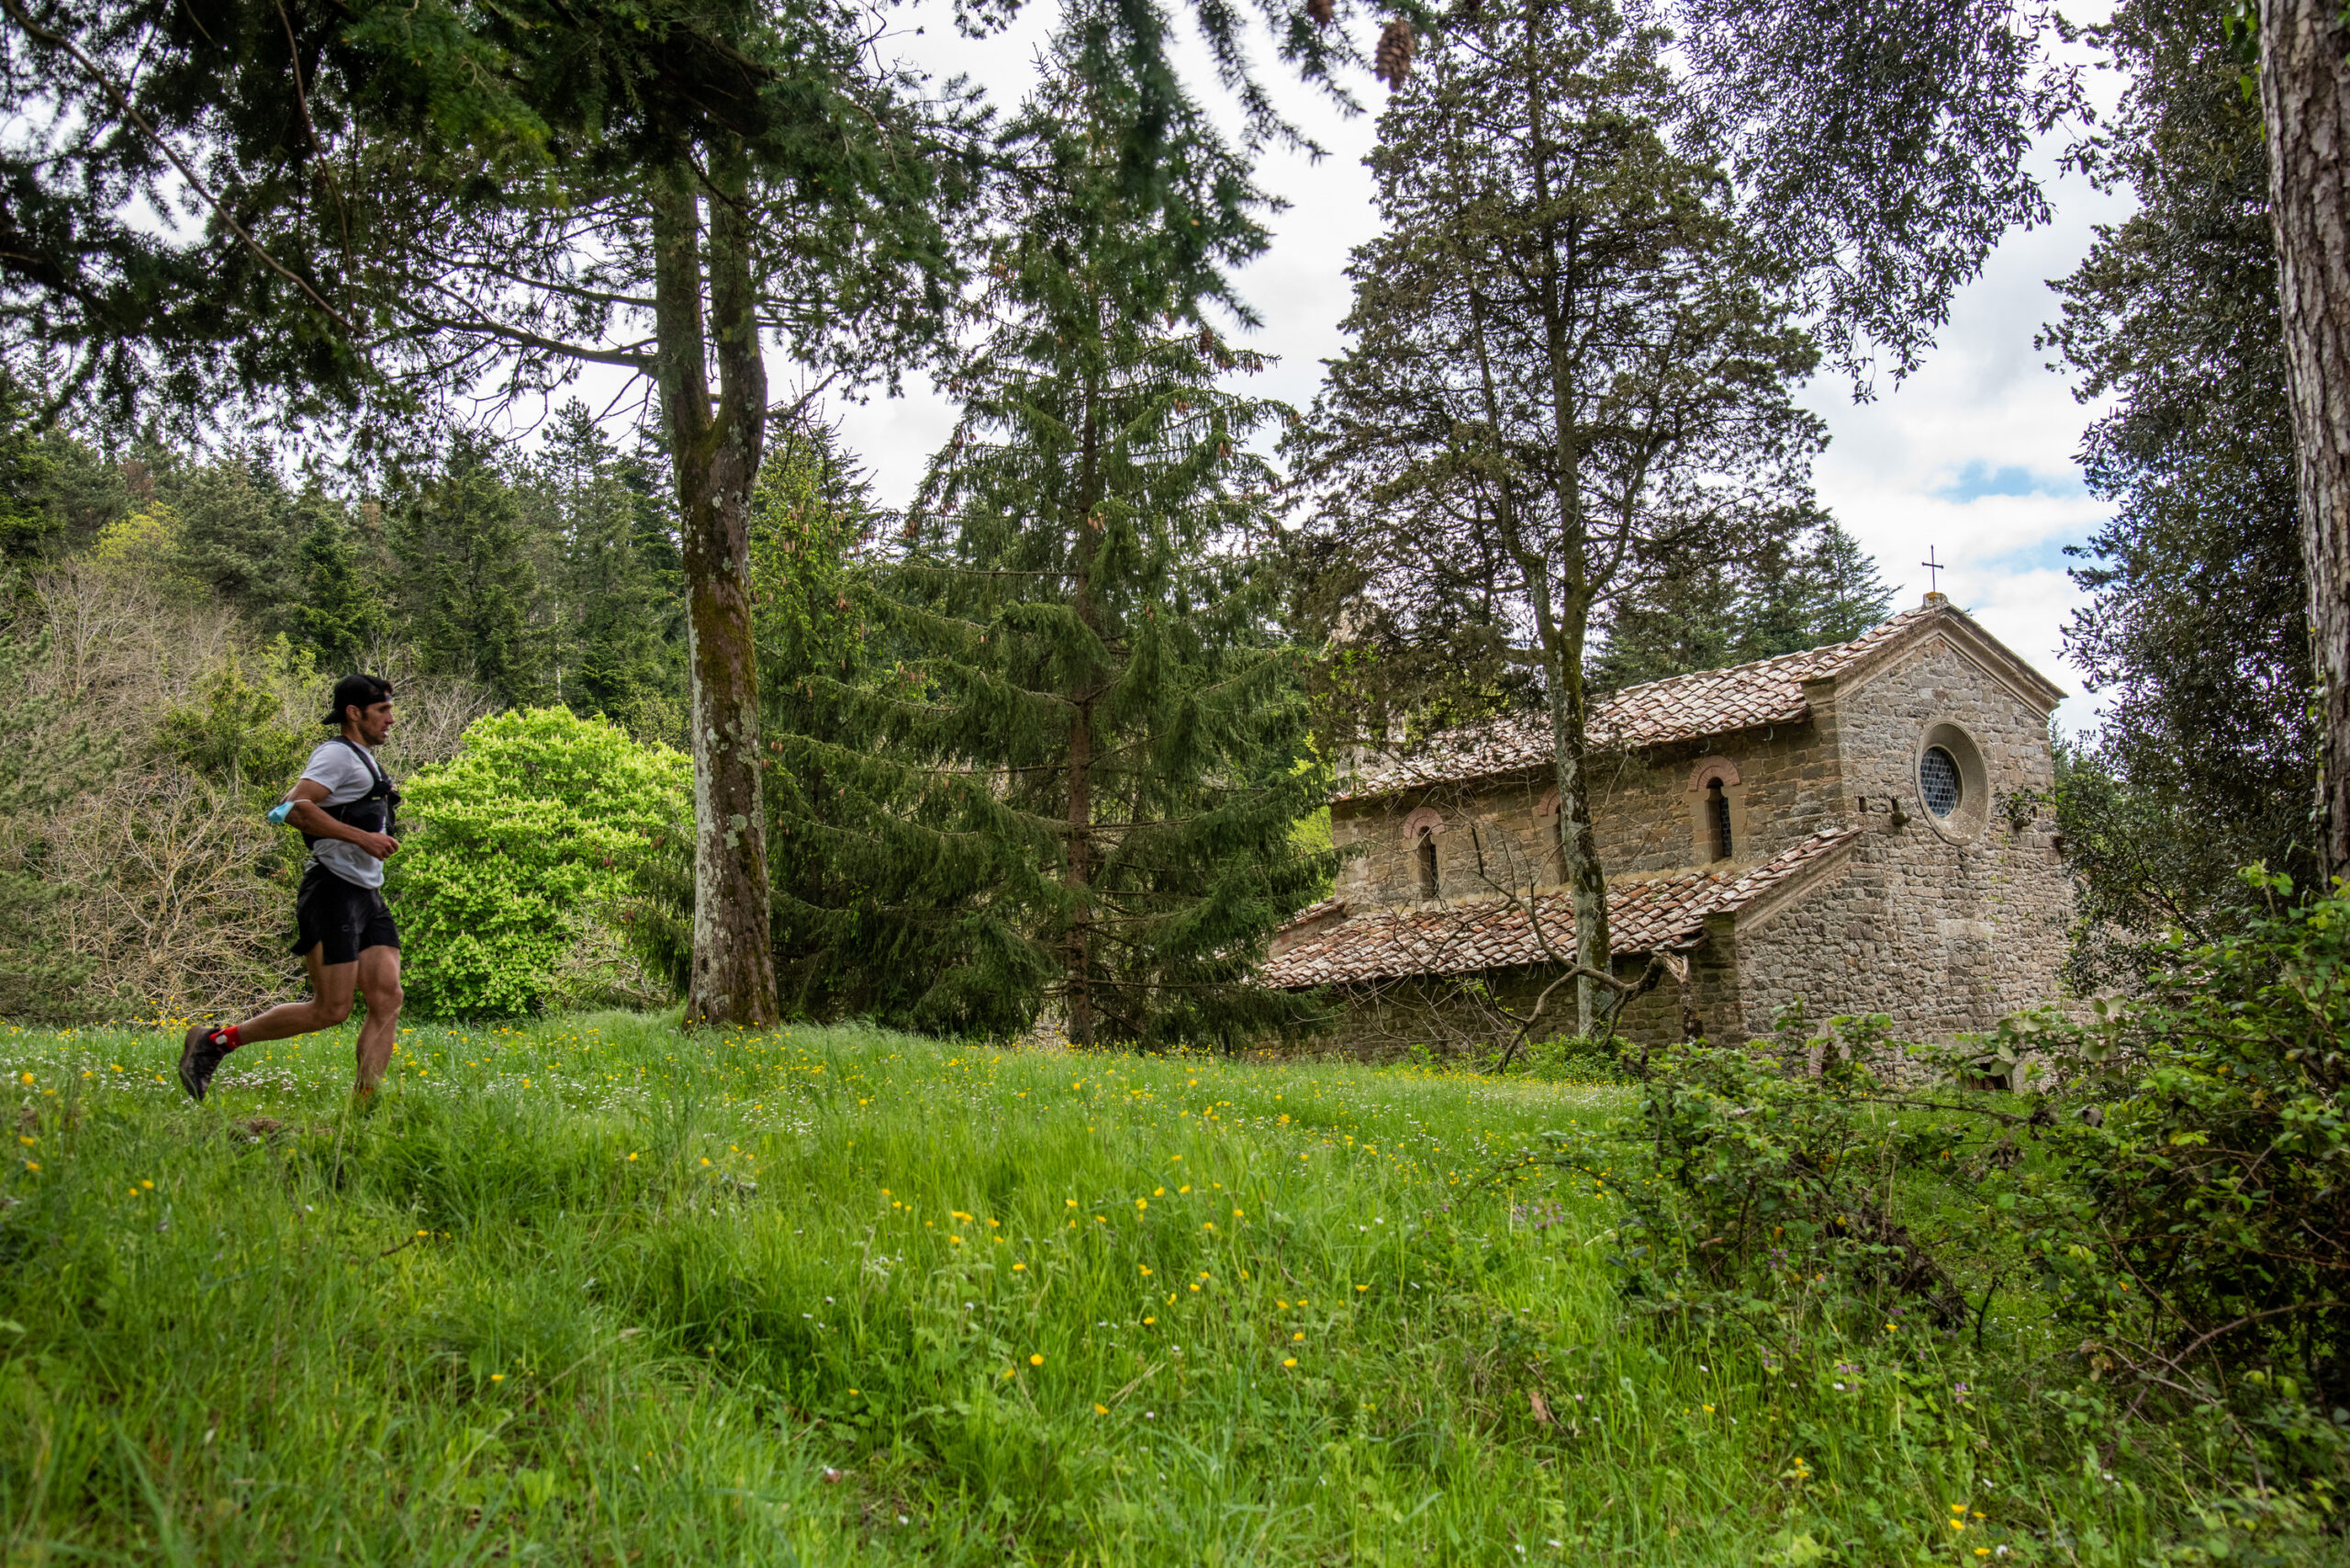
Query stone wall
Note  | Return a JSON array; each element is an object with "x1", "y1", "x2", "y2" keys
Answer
[
  {"x1": 1311, "y1": 944, "x2": 1741, "y2": 1061},
  {"x1": 1724, "y1": 632, "x2": 2071, "y2": 1041},
  {"x1": 1610, "y1": 941, "x2": 1745, "y2": 1046},
  {"x1": 1331, "y1": 720, "x2": 1845, "y2": 910}
]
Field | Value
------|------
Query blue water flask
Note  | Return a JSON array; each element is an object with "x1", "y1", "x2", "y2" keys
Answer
[{"x1": 265, "y1": 801, "x2": 297, "y2": 827}]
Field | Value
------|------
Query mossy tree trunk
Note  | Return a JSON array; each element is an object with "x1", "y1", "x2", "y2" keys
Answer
[{"x1": 651, "y1": 159, "x2": 778, "y2": 1027}]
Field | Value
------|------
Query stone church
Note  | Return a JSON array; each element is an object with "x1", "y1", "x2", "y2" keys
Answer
[{"x1": 1261, "y1": 593, "x2": 2074, "y2": 1048}]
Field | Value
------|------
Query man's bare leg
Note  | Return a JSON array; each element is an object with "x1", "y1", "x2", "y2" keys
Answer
[
  {"x1": 352, "y1": 945, "x2": 404, "y2": 1092},
  {"x1": 178, "y1": 948, "x2": 358, "y2": 1102},
  {"x1": 236, "y1": 947, "x2": 359, "y2": 1044}
]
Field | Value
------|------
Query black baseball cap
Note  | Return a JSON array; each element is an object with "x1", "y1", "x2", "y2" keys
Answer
[{"x1": 324, "y1": 673, "x2": 395, "y2": 726}]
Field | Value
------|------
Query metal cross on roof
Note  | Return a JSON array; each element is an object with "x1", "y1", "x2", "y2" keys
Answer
[{"x1": 1920, "y1": 545, "x2": 1945, "y2": 593}]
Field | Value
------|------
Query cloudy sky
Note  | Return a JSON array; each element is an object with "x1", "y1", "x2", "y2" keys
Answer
[{"x1": 811, "y1": 3, "x2": 2132, "y2": 735}]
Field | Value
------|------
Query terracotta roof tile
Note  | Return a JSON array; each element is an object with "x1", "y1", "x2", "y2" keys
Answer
[
  {"x1": 1259, "y1": 827, "x2": 1863, "y2": 988},
  {"x1": 1334, "y1": 605, "x2": 1940, "y2": 801}
]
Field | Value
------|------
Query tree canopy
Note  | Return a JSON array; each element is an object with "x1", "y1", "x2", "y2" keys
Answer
[{"x1": 2040, "y1": 0, "x2": 2314, "y2": 983}]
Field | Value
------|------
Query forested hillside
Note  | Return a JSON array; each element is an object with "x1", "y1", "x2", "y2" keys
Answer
[{"x1": 0, "y1": 401, "x2": 704, "y2": 1019}]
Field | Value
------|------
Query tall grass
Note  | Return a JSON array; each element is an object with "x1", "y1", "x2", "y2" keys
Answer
[{"x1": 0, "y1": 1015, "x2": 2218, "y2": 1562}]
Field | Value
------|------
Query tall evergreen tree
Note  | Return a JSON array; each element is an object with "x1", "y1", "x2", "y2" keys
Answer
[
  {"x1": 1590, "y1": 560, "x2": 1744, "y2": 691},
  {"x1": 0, "y1": 374, "x2": 57, "y2": 560},
  {"x1": 2038, "y1": 0, "x2": 2313, "y2": 981},
  {"x1": 767, "y1": 11, "x2": 1331, "y2": 1046},
  {"x1": 291, "y1": 503, "x2": 387, "y2": 674},
  {"x1": 1290, "y1": 0, "x2": 1822, "y2": 1032},
  {"x1": 389, "y1": 440, "x2": 545, "y2": 706},
  {"x1": 164, "y1": 453, "x2": 305, "y2": 628},
  {"x1": 747, "y1": 419, "x2": 989, "y2": 1027},
  {"x1": 525, "y1": 404, "x2": 686, "y2": 738},
  {"x1": 1594, "y1": 517, "x2": 1893, "y2": 689},
  {"x1": 1770, "y1": 519, "x2": 1896, "y2": 651}
]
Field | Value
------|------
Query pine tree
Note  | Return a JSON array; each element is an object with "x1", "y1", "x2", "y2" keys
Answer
[
  {"x1": 526, "y1": 404, "x2": 686, "y2": 738},
  {"x1": 766, "y1": 10, "x2": 1331, "y2": 1046},
  {"x1": 1290, "y1": 0, "x2": 1822, "y2": 1031},
  {"x1": 747, "y1": 419, "x2": 990, "y2": 1027},
  {"x1": 290, "y1": 502, "x2": 388, "y2": 674},
  {"x1": 0, "y1": 375, "x2": 58, "y2": 561},
  {"x1": 1594, "y1": 517, "x2": 1892, "y2": 687},
  {"x1": 1777, "y1": 519, "x2": 1895, "y2": 649},
  {"x1": 389, "y1": 439, "x2": 547, "y2": 706},
  {"x1": 1590, "y1": 561, "x2": 1744, "y2": 689},
  {"x1": 165, "y1": 453, "x2": 306, "y2": 629}
]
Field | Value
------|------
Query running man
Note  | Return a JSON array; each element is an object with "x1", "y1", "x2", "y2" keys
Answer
[{"x1": 178, "y1": 673, "x2": 406, "y2": 1102}]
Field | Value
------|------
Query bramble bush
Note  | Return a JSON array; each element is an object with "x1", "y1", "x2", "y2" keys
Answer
[
  {"x1": 2016, "y1": 870, "x2": 2350, "y2": 1418},
  {"x1": 390, "y1": 708, "x2": 691, "y2": 1017},
  {"x1": 1530, "y1": 1014, "x2": 1986, "y2": 1332},
  {"x1": 1528, "y1": 875, "x2": 2350, "y2": 1515}
]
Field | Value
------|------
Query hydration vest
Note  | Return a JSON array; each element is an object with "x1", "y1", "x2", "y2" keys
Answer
[{"x1": 302, "y1": 738, "x2": 400, "y2": 850}]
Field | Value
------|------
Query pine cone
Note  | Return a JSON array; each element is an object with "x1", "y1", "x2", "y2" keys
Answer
[
  {"x1": 1373, "y1": 17, "x2": 1416, "y2": 87},
  {"x1": 1306, "y1": 0, "x2": 1333, "y2": 27}
]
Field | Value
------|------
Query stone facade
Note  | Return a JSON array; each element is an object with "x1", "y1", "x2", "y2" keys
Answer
[{"x1": 1265, "y1": 597, "x2": 2074, "y2": 1049}]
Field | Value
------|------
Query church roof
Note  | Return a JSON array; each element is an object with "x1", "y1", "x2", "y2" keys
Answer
[
  {"x1": 1333, "y1": 598, "x2": 2058, "y2": 801},
  {"x1": 1259, "y1": 826, "x2": 1863, "y2": 988}
]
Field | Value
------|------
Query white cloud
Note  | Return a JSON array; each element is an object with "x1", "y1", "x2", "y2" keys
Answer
[{"x1": 1801, "y1": 133, "x2": 2133, "y2": 736}]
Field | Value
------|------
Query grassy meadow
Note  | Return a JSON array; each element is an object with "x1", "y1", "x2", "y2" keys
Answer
[{"x1": 0, "y1": 1014, "x2": 2224, "y2": 1564}]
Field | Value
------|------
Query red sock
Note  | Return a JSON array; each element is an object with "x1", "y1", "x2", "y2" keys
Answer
[{"x1": 214, "y1": 1025, "x2": 242, "y2": 1052}]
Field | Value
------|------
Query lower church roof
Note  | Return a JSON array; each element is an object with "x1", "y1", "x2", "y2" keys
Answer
[{"x1": 1260, "y1": 827, "x2": 1863, "y2": 988}]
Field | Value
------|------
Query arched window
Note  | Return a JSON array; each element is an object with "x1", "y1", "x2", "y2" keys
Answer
[
  {"x1": 1707, "y1": 778, "x2": 1733, "y2": 861},
  {"x1": 1685, "y1": 756, "x2": 1741, "y2": 866},
  {"x1": 1401, "y1": 806, "x2": 1444, "y2": 900}
]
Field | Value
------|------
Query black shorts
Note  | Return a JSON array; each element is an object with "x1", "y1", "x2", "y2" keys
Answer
[{"x1": 290, "y1": 865, "x2": 399, "y2": 967}]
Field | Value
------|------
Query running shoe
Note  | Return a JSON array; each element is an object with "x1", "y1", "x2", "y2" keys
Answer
[{"x1": 177, "y1": 1025, "x2": 228, "y2": 1102}]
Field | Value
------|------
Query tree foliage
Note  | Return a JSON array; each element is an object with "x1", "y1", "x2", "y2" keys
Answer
[
  {"x1": 523, "y1": 406, "x2": 685, "y2": 742},
  {"x1": 2039, "y1": 0, "x2": 2312, "y2": 986},
  {"x1": 759, "y1": 12, "x2": 1332, "y2": 1046},
  {"x1": 742, "y1": 420, "x2": 978, "y2": 1028},
  {"x1": 2013, "y1": 871, "x2": 2350, "y2": 1417},
  {"x1": 1673, "y1": 0, "x2": 2077, "y2": 386},
  {"x1": 1290, "y1": 0, "x2": 1822, "y2": 1029},
  {"x1": 1593, "y1": 517, "x2": 1894, "y2": 690},
  {"x1": 388, "y1": 439, "x2": 548, "y2": 709}
]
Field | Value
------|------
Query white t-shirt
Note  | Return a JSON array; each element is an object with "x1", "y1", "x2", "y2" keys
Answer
[{"x1": 299, "y1": 739, "x2": 390, "y2": 890}]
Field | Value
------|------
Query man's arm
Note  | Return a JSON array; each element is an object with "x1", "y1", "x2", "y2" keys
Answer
[{"x1": 281, "y1": 779, "x2": 398, "y2": 861}]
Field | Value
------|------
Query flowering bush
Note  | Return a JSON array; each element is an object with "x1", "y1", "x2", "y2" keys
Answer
[{"x1": 390, "y1": 708, "x2": 691, "y2": 1017}]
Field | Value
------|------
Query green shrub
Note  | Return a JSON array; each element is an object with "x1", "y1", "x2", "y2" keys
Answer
[
  {"x1": 2015, "y1": 869, "x2": 2350, "y2": 1414},
  {"x1": 154, "y1": 650, "x2": 314, "y2": 791},
  {"x1": 390, "y1": 708, "x2": 690, "y2": 1018},
  {"x1": 1528, "y1": 888, "x2": 2350, "y2": 1499},
  {"x1": 1530, "y1": 1015, "x2": 1984, "y2": 1329},
  {"x1": 1497, "y1": 1032, "x2": 1637, "y2": 1083}
]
